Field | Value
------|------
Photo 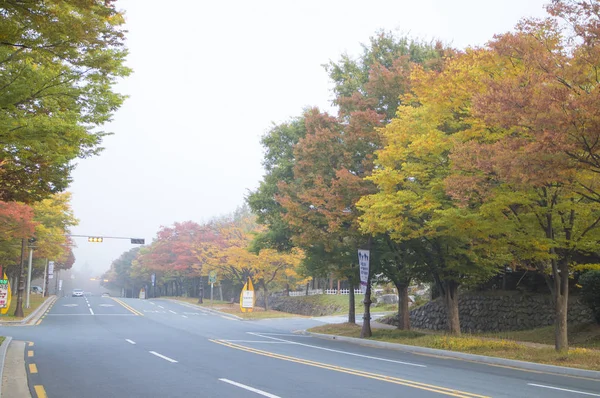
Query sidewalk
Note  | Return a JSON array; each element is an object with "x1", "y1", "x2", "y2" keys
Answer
[{"x1": 0, "y1": 340, "x2": 31, "y2": 398}]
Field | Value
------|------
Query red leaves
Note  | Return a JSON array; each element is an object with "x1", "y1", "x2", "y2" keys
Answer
[{"x1": 0, "y1": 201, "x2": 36, "y2": 240}]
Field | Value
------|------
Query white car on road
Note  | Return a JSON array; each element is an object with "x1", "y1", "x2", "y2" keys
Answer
[{"x1": 72, "y1": 289, "x2": 84, "y2": 297}]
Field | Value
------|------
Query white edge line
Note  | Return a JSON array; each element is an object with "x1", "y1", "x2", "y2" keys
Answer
[
  {"x1": 158, "y1": 306, "x2": 165, "y2": 309},
  {"x1": 528, "y1": 383, "x2": 600, "y2": 397},
  {"x1": 149, "y1": 302, "x2": 156, "y2": 305},
  {"x1": 181, "y1": 315, "x2": 188, "y2": 318},
  {"x1": 222, "y1": 340, "x2": 292, "y2": 344},
  {"x1": 149, "y1": 351, "x2": 178, "y2": 363},
  {"x1": 89, "y1": 308, "x2": 94, "y2": 315},
  {"x1": 247, "y1": 332, "x2": 426, "y2": 368},
  {"x1": 125, "y1": 339, "x2": 136, "y2": 345},
  {"x1": 220, "y1": 316, "x2": 237, "y2": 321},
  {"x1": 169, "y1": 310, "x2": 177, "y2": 314},
  {"x1": 219, "y1": 378, "x2": 281, "y2": 398}
]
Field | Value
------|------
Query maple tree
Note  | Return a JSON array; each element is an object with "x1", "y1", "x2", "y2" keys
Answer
[
  {"x1": 32, "y1": 193, "x2": 79, "y2": 262},
  {"x1": 135, "y1": 221, "x2": 207, "y2": 297},
  {"x1": 358, "y1": 50, "x2": 503, "y2": 335},
  {"x1": 443, "y1": 0, "x2": 600, "y2": 351},
  {"x1": 276, "y1": 34, "x2": 452, "y2": 330}
]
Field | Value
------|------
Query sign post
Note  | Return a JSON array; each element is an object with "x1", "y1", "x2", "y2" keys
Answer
[
  {"x1": 358, "y1": 249, "x2": 370, "y2": 294},
  {"x1": 358, "y1": 248, "x2": 372, "y2": 338},
  {"x1": 239, "y1": 277, "x2": 254, "y2": 313},
  {"x1": 208, "y1": 271, "x2": 217, "y2": 305}
]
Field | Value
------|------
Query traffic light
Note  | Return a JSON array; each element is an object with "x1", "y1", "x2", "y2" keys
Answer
[
  {"x1": 130, "y1": 238, "x2": 145, "y2": 244},
  {"x1": 88, "y1": 237, "x2": 103, "y2": 243}
]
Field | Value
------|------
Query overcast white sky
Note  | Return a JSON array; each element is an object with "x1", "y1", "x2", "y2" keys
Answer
[{"x1": 68, "y1": 0, "x2": 550, "y2": 275}]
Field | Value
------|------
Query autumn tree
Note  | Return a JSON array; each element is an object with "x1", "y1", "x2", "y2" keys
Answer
[
  {"x1": 443, "y1": 0, "x2": 600, "y2": 350},
  {"x1": 278, "y1": 33, "x2": 452, "y2": 330},
  {"x1": 0, "y1": 1, "x2": 131, "y2": 203},
  {"x1": 358, "y1": 51, "x2": 502, "y2": 335},
  {"x1": 136, "y1": 221, "x2": 206, "y2": 297}
]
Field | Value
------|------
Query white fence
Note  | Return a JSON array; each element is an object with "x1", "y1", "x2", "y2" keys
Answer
[{"x1": 289, "y1": 288, "x2": 362, "y2": 296}]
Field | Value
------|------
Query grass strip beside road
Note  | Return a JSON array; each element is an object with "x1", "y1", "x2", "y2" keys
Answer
[
  {"x1": 0, "y1": 295, "x2": 46, "y2": 321},
  {"x1": 308, "y1": 323, "x2": 600, "y2": 372}
]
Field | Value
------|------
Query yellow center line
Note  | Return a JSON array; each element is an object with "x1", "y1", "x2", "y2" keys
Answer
[
  {"x1": 27, "y1": 350, "x2": 34, "y2": 358},
  {"x1": 210, "y1": 340, "x2": 489, "y2": 398},
  {"x1": 110, "y1": 298, "x2": 144, "y2": 316},
  {"x1": 34, "y1": 385, "x2": 47, "y2": 398},
  {"x1": 29, "y1": 363, "x2": 38, "y2": 373}
]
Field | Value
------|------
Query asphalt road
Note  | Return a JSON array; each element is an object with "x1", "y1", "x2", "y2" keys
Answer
[{"x1": 1, "y1": 296, "x2": 599, "y2": 398}]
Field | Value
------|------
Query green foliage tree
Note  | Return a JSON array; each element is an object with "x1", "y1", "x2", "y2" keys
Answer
[
  {"x1": 0, "y1": 0, "x2": 131, "y2": 203},
  {"x1": 247, "y1": 117, "x2": 306, "y2": 252}
]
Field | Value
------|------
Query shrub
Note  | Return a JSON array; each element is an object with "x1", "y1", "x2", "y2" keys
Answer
[{"x1": 580, "y1": 270, "x2": 600, "y2": 324}]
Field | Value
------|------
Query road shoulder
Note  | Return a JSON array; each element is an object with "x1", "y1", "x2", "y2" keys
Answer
[
  {"x1": 303, "y1": 330, "x2": 600, "y2": 380},
  {"x1": 1, "y1": 340, "x2": 31, "y2": 398}
]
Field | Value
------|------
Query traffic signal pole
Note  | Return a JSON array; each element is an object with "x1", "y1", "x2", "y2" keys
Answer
[{"x1": 67, "y1": 234, "x2": 145, "y2": 245}]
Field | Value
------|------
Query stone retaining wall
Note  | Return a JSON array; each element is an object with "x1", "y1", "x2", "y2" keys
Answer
[{"x1": 385, "y1": 293, "x2": 594, "y2": 332}]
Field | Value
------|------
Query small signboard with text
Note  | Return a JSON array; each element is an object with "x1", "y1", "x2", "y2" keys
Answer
[
  {"x1": 0, "y1": 273, "x2": 11, "y2": 314},
  {"x1": 358, "y1": 249, "x2": 370, "y2": 294},
  {"x1": 239, "y1": 277, "x2": 254, "y2": 313}
]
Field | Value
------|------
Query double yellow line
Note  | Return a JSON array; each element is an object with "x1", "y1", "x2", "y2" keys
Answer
[
  {"x1": 210, "y1": 340, "x2": 489, "y2": 398},
  {"x1": 111, "y1": 298, "x2": 144, "y2": 316}
]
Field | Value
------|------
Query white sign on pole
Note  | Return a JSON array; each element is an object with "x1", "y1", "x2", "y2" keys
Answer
[
  {"x1": 241, "y1": 290, "x2": 254, "y2": 308},
  {"x1": 0, "y1": 282, "x2": 8, "y2": 308},
  {"x1": 58, "y1": 279, "x2": 63, "y2": 291},
  {"x1": 358, "y1": 249, "x2": 370, "y2": 294},
  {"x1": 48, "y1": 261, "x2": 54, "y2": 279}
]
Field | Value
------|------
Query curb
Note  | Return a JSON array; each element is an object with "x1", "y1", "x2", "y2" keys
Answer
[
  {"x1": 158, "y1": 298, "x2": 244, "y2": 320},
  {"x1": 0, "y1": 336, "x2": 13, "y2": 398},
  {"x1": 0, "y1": 295, "x2": 57, "y2": 326},
  {"x1": 303, "y1": 331, "x2": 600, "y2": 380}
]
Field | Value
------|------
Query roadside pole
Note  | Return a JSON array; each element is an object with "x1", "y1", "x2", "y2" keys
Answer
[
  {"x1": 42, "y1": 259, "x2": 48, "y2": 298},
  {"x1": 359, "y1": 242, "x2": 372, "y2": 338},
  {"x1": 25, "y1": 244, "x2": 33, "y2": 309},
  {"x1": 210, "y1": 282, "x2": 214, "y2": 306}
]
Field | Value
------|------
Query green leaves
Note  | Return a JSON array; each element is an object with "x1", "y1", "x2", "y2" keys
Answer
[{"x1": 0, "y1": 0, "x2": 131, "y2": 202}]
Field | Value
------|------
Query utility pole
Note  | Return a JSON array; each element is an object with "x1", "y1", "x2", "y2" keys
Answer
[
  {"x1": 26, "y1": 243, "x2": 34, "y2": 308},
  {"x1": 13, "y1": 238, "x2": 26, "y2": 317},
  {"x1": 42, "y1": 259, "x2": 48, "y2": 297}
]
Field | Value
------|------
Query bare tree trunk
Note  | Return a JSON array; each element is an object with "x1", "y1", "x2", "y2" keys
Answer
[
  {"x1": 395, "y1": 282, "x2": 410, "y2": 330},
  {"x1": 198, "y1": 276, "x2": 204, "y2": 304},
  {"x1": 348, "y1": 281, "x2": 356, "y2": 324},
  {"x1": 444, "y1": 281, "x2": 460, "y2": 335},
  {"x1": 554, "y1": 258, "x2": 570, "y2": 351},
  {"x1": 263, "y1": 285, "x2": 269, "y2": 311}
]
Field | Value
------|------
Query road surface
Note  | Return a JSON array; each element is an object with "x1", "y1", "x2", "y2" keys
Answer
[{"x1": 1, "y1": 296, "x2": 599, "y2": 398}]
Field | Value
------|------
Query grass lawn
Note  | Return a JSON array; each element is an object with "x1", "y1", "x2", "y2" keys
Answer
[
  {"x1": 308, "y1": 323, "x2": 600, "y2": 372},
  {"x1": 0, "y1": 337, "x2": 4, "y2": 345},
  {"x1": 0, "y1": 294, "x2": 47, "y2": 321},
  {"x1": 481, "y1": 323, "x2": 600, "y2": 350}
]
